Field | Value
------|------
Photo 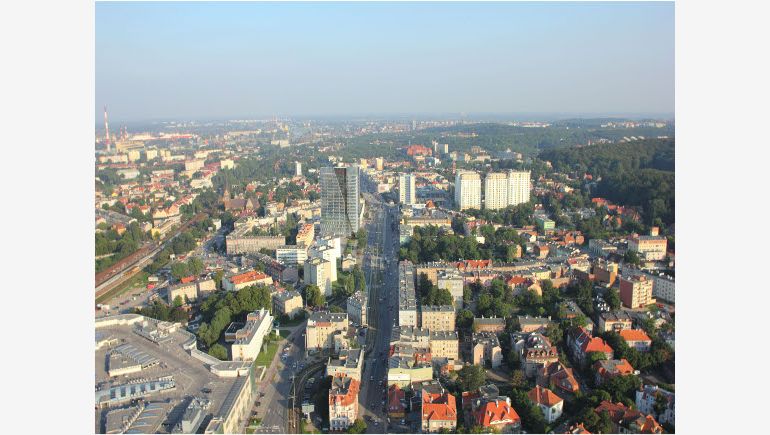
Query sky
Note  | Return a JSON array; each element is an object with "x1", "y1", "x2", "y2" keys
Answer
[{"x1": 96, "y1": 1, "x2": 674, "y2": 122}]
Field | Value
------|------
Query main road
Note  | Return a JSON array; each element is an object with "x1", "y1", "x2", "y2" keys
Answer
[{"x1": 359, "y1": 193, "x2": 400, "y2": 433}]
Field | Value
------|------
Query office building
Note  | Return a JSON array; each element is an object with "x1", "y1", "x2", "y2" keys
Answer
[
  {"x1": 320, "y1": 165, "x2": 361, "y2": 237},
  {"x1": 399, "y1": 173, "x2": 417, "y2": 205},
  {"x1": 628, "y1": 235, "x2": 668, "y2": 261},
  {"x1": 454, "y1": 170, "x2": 481, "y2": 210}
]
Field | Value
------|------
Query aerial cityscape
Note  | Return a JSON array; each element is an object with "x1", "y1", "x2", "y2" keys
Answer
[{"x1": 94, "y1": 2, "x2": 674, "y2": 434}]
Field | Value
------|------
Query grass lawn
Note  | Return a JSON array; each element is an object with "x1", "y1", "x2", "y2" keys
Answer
[
  {"x1": 279, "y1": 330, "x2": 290, "y2": 338},
  {"x1": 255, "y1": 341, "x2": 280, "y2": 366}
]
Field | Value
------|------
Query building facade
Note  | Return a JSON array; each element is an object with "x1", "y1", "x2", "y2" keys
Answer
[
  {"x1": 320, "y1": 165, "x2": 361, "y2": 237},
  {"x1": 399, "y1": 173, "x2": 417, "y2": 205},
  {"x1": 454, "y1": 171, "x2": 481, "y2": 210},
  {"x1": 619, "y1": 275, "x2": 655, "y2": 308},
  {"x1": 484, "y1": 172, "x2": 509, "y2": 210}
]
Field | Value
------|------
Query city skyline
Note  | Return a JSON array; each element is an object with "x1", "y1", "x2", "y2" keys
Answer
[{"x1": 96, "y1": 2, "x2": 674, "y2": 122}]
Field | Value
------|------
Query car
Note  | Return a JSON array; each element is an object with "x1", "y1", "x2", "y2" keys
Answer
[{"x1": 202, "y1": 387, "x2": 212, "y2": 394}]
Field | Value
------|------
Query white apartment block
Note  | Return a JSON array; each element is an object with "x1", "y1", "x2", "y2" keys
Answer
[
  {"x1": 455, "y1": 171, "x2": 481, "y2": 210},
  {"x1": 507, "y1": 170, "x2": 531, "y2": 206},
  {"x1": 304, "y1": 257, "x2": 334, "y2": 297},
  {"x1": 399, "y1": 173, "x2": 417, "y2": 205},
  {"x1": 484, "y1": 172, "x2": 509, "y2": 210},
  {"x1": 276, "y1": 245, "x2": 308, "y2": 265},
  {"x1": 230, "y1": 309, "x2": 274, "y2": 361}
]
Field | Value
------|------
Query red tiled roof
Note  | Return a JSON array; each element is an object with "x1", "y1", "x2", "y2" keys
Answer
[
  {"x1": 528, "y1": 385, "x2": 563, "y2": 407},
  {"x1": 180, "y1": 275, "x2": 196, "y2": 284},
  {"x1": 422, "y1": 392, "x2": 457, "y2": 422},
  {"x1": 473, "y1": 400, "x2": 520, "y2": 428},
  {"x1": 619, "y1": 329, "x2": 652, "y2": 343},
  {"x1": 229, "y1": 270, "x2": 269, "y2": 285}
]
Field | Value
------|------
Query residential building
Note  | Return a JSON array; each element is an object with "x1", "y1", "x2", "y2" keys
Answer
[
  {"x1": 400, "y1": 173, "x2": 417, "y2": 205},
  {"x1": 429, "y1": 331, "x2": 460, "y2": 361},
  {"x1": 295, "y1": 161, "x2": 302, "y2": 176},
  {"x1": 304, "y1": 257, "x2": 334, "y2": 297},
  {"x1": 399, "y1": 261, "x2": 419, "y2": 327},
  {"x1": 537, "y1": 362, "x2": 580, "y2": 394},
  {"x1": 222, "y1": 270, "x2": 272, "y2": 292},
  {"x1": 598, "y1": 311, "x2": 633, "y2": 333},
  {"x1": 309, "y1": 244, "x2": 339, "y2": 283},
  {"x1": 484, "y1": 172, "x2": 509, "y2": 210},
  {"x1": 593, "y1": 359, "x2": 635, "y2": 385},
  {"x1": 528, "y1": 386, "x2": 564, "y2": 424},
  {"x1": 328, "y1": 374, "x2": 360, "y2": 431},
  {"x1": 421, "y1": 385, "x2": 457, "y2": 433},
  {"x1": 535, "y1": 216, "x2": 556, "y2": 233},
  {"x1": 513, "y1": 332, "x2": 559, "y2": 377},
  {"x1": 305, "y1": 311, "x2": 348, "y2": 353},
  {"x1": 636, "y1": 385, "x2": 675, "y2": 426},
  {"x1": 517, "y1": 315, "x2": 552, "y2": 333},
  {"x1": 327, "y1": 349, "x2": 365, "y2": 381},
  {"x1": 628, "y1": 236, "x2": 668, "y2": 261},
  {"x1": 437, "y1": 270, "x2": 464, "y2": 309},
  {"x1": 226, "y1": 228, "x2": 284, "y2": 255},
  {"x1": 320, "y1": 165, "x2": 361, "y2": 237},
  {"x1": 594, "y1": 259, "x2": 619, "y2": 287},
  {"x1": 569, "y1": 327, "x2": 614, "y2": 366},
  {"x1": 454, "y1": 170, "x2": 482, "y2": 210},
  {"x1": 347, "y1": 290, "x2": 367, "y2": 326},
  {"x1": 230, "y1": 309, "x2": 274, "y2": 361},
  {"x1": 421, "y1": 305, "x2": 455, "y2": 331},
  {"x1": 461, "y1": 384, "x2": 521, "y2": 433},
  {"x1": 388, "y1": 384, "x2": 407, "y2": 420},
  {"x1": 619, "y1": 275, "x2": 655, "y2": 309},
  {"x1": 507, "y1": 170, "x2": 531, "y2": 206},
  {"x1": 167, "y1": 282, "x2": 198, "y2": 304},
  {"x1": 594, "y1": 401, "x2": 663, "y2": 434},
  {"x1": 473, "y1": 317, "x2": 506, "y2": 333},
  {"x1": 472, "y1": 332, "x2": 503, "y2": 368},
  {"x1": 619, "y1": 329, "x2": 652, "y2": 352},
  {"x1": 272, "y1": 290, "x2": 304, "y2": 320}
]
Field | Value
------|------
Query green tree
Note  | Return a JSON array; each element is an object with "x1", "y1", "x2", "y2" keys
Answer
[
  {"x1": 305, "y1": 284, "x2": 325, "y2": 308},
  {"x1": 208, "y1": 343, "x2": 228, "y2": 360},
  {"x1": 173, "y1": 295, "x2": 184, "y2": 308},
  {"x1": 188, "y1": 257, "x2": 205, "y2": 276},
  {"x1": 605, "y1": 288, "x2": 621, "y2": 311},
  {"x1": 347, "y1": 418, "x2": 367, "y2": 434},
  {"x1": 624, "y1": 250, "x2": 641, "y2": 266},
  {"x1": 458, "y1": 365, "x2": 486, "y2": 391},
  {"x1": 171, "y1": 262, "x2": 190, "y2": 280}
]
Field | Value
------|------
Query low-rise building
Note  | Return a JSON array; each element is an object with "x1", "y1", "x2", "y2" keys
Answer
[
  {"x1": 597, "y1": 310, "x2": 633, "y2": 333},
  {"x1": 513, "y1": 332, "x2": 559, "y2": 377},
  {"x1": 593, "y1": 359, "x2": 635, "y2": 385},
  {"x1": 420, "y1": 384, "x2": 457, "y2": 433},
  {"x1": 517, "y1": 315, "x2": 552, "y2": 333},
  {"x1": 636, "y1": 385, "x2": 675, "y2": 426},
  {"x1": 628, "y1": 235, "x2": 668, "y2": 261},
  {"x1": 528, "y1": 385, "x2": 564, "y2": 424},
  {"x1": 273, "y1": 290, "x2": 304, "y2": 320},
  {"x1": 429, "y1": 331, "x2": 460, "y2": 361},
  {"x1": 537, "y1": 362, "x2": 580, "y2": 394},
  {"x1": 569, "y1": 327, "x2": 614, "y2": 366},
  {"x1": 421, "y1": 305, "x2": 455, "y2": 331},
  {"x1": 167, "y1": 282, "x2": 198, "y2": 304},
  {"x1": 329, "y1": 374, "x2": 361, "y2": 431},
  {"x1": 619, "y1": 329, "x2": 652, "y2": 352},
  {"x1": 437, "y1": 270, "x2": 465, "y2": 309},
  {"x1": 305, "y1": 311, "x2": 348, "y2": 353},
  {"x1": 327, "y1": 349, "x2": 365, "y2": 381},
  {"x1": 472, "y1": 332, "x2": 503, "y2": 368},
  {"x1": 594, "y1": 401, "x2": 663, "y2": 434},
  {"x1": 461, "y1": 384, "x2": 521, "y2": 433},
  {"x1": 347, "y1": 291, "x2": 367, "y2": 326},
  {"x1": 473, "y1": 317, "x2": 506, "y2": 333},
  {"x1": 223, "y1": 270, "x2": 272, "y2": 291}
]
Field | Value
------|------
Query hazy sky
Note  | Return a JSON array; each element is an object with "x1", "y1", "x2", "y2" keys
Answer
[{"x1": 96, "y1": 2, "x2": 674, "y2": 122}]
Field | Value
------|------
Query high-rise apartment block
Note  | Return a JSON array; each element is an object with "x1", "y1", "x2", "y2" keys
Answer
[
  {"x1": 454, "y1": 171, "x2": 482, "y2": 210},
  {"x1": 507, "y1": 170, "x2": 531, "y2": 206},
  {"x1": 484, "y1": 172, "x2": 509, "y2": 210},
  {"x1": 619, "y1": 275, "x2": 655, "y2": 309},
  {"x1": 399, "y1": 173, "x2": 417, "y2": 205},
  {"x1": 320, "y1": 166, "x2": 361, "y2": 237}
]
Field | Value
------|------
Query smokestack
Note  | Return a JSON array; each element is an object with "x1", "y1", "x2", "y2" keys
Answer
[{"x1": 104, "y1": 106, "x2": 110, "y2": 151}]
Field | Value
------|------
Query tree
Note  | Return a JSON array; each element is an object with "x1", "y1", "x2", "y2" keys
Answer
[
  {"x1": 173, "y1": 295, "x2": 184, "y2": 308},
  {"x1": 347, "y1": 418, "x2": 367, "y2": 434},
  {"x1": 208, "y1": 343, "x2": 228, "y2": 360},
  {"x1": 171, "y1": 262, "x2": 190, "y2": 280},
  {"x1": 457, "y1": 309, "x2": 475, "y2": 331},
  {"x1": 588, "y1": 351, "x2": 608, "y2": 365},
  {"x1": 605, "y1": 287, "x2": 621, "y2": 311},
  {"x1": 305, "y1": 284, "x2": 325, "y2": 308},
  {"x1": 510, "y1": 370, "x2": 526, "y2": 390},
  {"x1": 356, "y1": 228, "x2": 368, "y2": 250},
  {"x1": 624, "y1": 250, "x2": 641, "y2": 266},
  {"x1": 458, "y1": 365, "x2": 486, "y2": 391}
]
